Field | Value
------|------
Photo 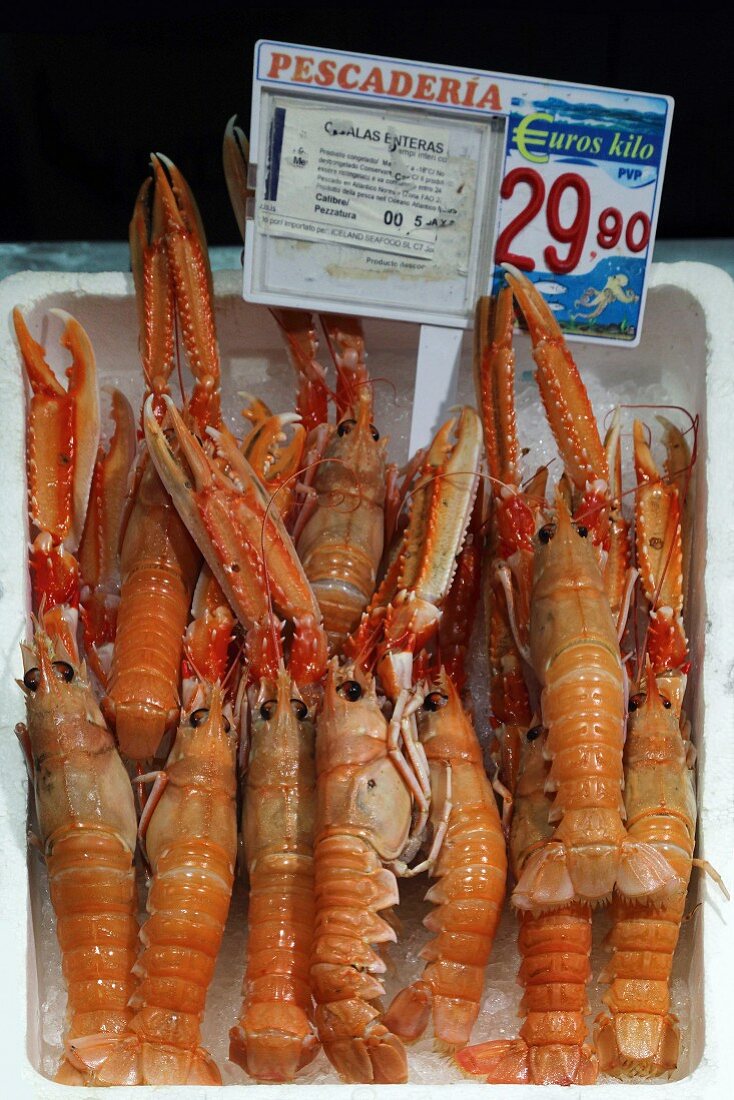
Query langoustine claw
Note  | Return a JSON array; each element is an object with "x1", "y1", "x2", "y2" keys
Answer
[
  {"x1": 77, "y1": 389, "x2": 137, "y2": 686},
  {"x1": 13, "y1": 307, "x2": 100, "y2": 661},
  {"x1": 144, "y1": 395, "x2": 328, "y2": 688},
  {"x1": 503, "y1": 263, "x2": 612, "y2": 547}
]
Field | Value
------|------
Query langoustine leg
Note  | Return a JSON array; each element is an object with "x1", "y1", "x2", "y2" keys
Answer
[{"x1": 12, "y1": 307, "x2": 100, "y2": 661}]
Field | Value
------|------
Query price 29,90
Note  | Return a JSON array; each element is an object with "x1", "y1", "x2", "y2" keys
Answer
[{"x1": 495, "y1": 168, "x2": 651, "y2": 275}]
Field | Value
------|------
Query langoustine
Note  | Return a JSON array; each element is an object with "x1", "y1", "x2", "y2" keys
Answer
[
  {"x1": 378, "y1": 502, "x2": 507, "y2": 1051},
  {"x1": 512, "y1": 492, "x2": 637, "y2": 907},
  {"x1": 12, "y1": 306, "x2": 139, "y2": 1085},
  {"x1": 69, "y1": 684, "x2": 237, "y2": 1084},
  {"x1": 310, "y1": 661, "x2": 413, "y2": 1083},
  {"x1": 103, "y1": 154, "x2": 219, "y2": 761},
  {"x1": 594, "y1": 418, "x2": 726, "y2": 1076},
  {"x1": 17, "y1": 623, "x2": 139, "y2": 1085},
  {"x1": 383, "y1": 671, "x2": 507, "y2": 1050},
  {"x1": 229, "y1": 665, "x2": 319, "y2": 1081},
  {"x1": 594, "y1": 668, "x2": 695, "y2": 1077},
  {"x1": 457, "y1": 282, "x2": 608, "y2": 1083},
  {"x1": 496, "y1": 269, "x2": 677, "y2": 909}
]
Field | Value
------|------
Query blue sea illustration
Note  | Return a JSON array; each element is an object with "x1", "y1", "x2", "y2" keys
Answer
[
  {"x1": 493, "y1": 255, "x2": 646, "y2": 341},
  {"x1": 530, "y1": 96, "x2": 667, "y2": 135}
]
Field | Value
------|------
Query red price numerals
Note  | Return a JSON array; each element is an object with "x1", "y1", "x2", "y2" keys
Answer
[
  {"x1": 596, "y1": 206, "x2": 651, "y2": 253},
  {"x1": 495, "y1": 167, "x2": 651, "y2": 274}
]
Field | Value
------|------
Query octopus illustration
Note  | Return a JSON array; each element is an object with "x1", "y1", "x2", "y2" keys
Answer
[{"x1": 574, "y1": 274, "x2": 639, "y2": 320}]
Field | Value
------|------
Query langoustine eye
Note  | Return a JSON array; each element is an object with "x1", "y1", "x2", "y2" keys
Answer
[
  {"x1": 23, "y1": 667, "x2": 41, "y2": 692},
  {"x1": 291, "y1": 698, "x2": 308, "y2": 720},
  {"x1": 336, "y1": 418, "x2": 380, "y2": 441},
  {"x1": 337, "y1": 679, "x2": 362, "y2": 702},
  {"x1": 423, "y1": 691, "x2": 448, "y2": 712}
]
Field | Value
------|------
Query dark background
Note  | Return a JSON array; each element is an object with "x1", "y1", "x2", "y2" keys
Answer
[{"x1": 1, "y1": 5, "x2": 731, "y2": 245}]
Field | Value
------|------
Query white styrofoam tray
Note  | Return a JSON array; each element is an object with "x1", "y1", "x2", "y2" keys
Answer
[{"x1": 0, "y1": 264, "x2": 733, "y2": 1098}]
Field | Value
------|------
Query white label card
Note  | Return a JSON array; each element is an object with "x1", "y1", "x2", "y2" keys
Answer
[
  {"x1": 260, "y1": 101, "x2": 459, "y2": 261},
  {"x1": 254, "y1": 95, "x2": 493, "y2": 310}
]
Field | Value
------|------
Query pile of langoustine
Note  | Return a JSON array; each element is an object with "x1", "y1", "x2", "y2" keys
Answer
[{"x1": 13, "y1": 134, "x2": 721, "y2": 1088}]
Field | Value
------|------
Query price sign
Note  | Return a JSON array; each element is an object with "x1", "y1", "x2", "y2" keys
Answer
[
  {"x1": 493, "y1": 101, "x2": 669, "y2": 342},
  {"x1": 245, "y1": 42, "x2": 673, "y2": 347}
]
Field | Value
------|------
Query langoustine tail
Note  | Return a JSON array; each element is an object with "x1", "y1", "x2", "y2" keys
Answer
[
  {"x1": 595, "y1": 1009, "x2": 680, "y2": 1079},
  {"x1": 456, "y1": 905, "x2": 598, "y2": 1084},
  {"x1": 593, "y1": 891, "x2": 687, "y2": 1077},
  {"x1": 229, "y1": 1005, "x2": 319, "y2": 1083},
  {"x1": 65, "y1": 1031, "x2": 221, "y2": 1085},
  {"x1": 457, "y1": 1035, "x2": 597, "y2": 1085},
  {"x1": 311, "y1": 835, "x2": 408, "y2": 1083}
]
